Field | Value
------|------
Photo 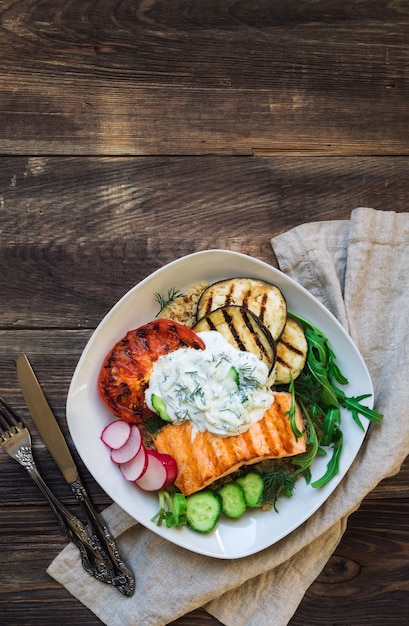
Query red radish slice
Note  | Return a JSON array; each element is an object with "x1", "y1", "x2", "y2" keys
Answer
[
  {"x1": 101, "y1": 420, "x2": 131, "y2": 450},
  {"x1": 111, "y1": 424, "x2": 142, "y2": 464},
  {"x1": 120, "y1": 445, "x2": 148, "y2": 481},
  {"x1": 135, "y1": 449, "x2": 177, "y2": 492},
  {"x1": 149, "y1": 449, "x2": 178, "y2": 487}
]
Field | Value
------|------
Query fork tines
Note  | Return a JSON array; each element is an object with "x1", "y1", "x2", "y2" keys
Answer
[{"x1": 0, "y1": 396, "x2": 23, "y2": 436}]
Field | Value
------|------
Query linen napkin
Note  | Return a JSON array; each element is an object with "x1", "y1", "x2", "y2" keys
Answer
[{"x1": 48, "y1": 207, "x2": 409, "y2": 626}]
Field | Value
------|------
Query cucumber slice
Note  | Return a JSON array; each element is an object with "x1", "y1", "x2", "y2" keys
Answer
[
  {"x1": 171, "y1": 492, "x2": 187, "y2": 527},
  {"x1": 151, "y1": 394, "x2": 171, "y2": 422},
  {"x1": 186, "y1": 490, "x2": 222, "y2": 533},
  {"x1": 218, "y1": 482, "x2": 247, "y2": 518},
  {"x1": 226, "y1": 365, "x2": 239, "y2": 386},
  {"x1": 236, "y1": 471, "x2": 264, "y2": 508}
]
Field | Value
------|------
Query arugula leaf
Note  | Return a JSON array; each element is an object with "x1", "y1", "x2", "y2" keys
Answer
[
  {"x1": 311, "y1": 428, "x2": 343, "y2": 488},
  {"x1": 342, "y1": 393, "x2": 384, "y2": 429},
  {"x1": 287, "y1": 311, "x2": 383, "y2": 490},
  {"x1": 286, "y1": 373, "x2": 303, "y2": 439},
  {"x1": 289, "y1": 311, "x2": 383, "y2": 426},
  {"x1": 304, "y1": 328, "x2": 339, "y2": 407},
  {"x1": 290, "y1": 404, "x2": 319, "y2": 482}
]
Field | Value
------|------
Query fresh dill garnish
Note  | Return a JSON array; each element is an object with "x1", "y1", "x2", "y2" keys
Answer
[
  {"x1": 174, "y1": 382, "x2": 191, "y2": 400},
  {"x1": 189, "y1": 383, "x2": 205, "y2": 403},
  {"x1": 175, "y1": 408, "x2": 191, "y2": 421},
  {"x1": 260, "y1": 465, "x2": 298, "y2": 512},
  {"x1": 213, "y1": 353, "x2": 231, "y2": 368},
  {"x1": 144, "y1": 413, "x2": 167, "y2": 435},
  {"x1": 174, "y1": 382, "x2": 190, "y2": 403},
  {"x1": 155, "y1": 287, "x2": 186, "y2": 314},
  {"x1": 236, "y1": 363, "x2": 259, "y2": 390},
  {"x1": 174, "y1": 380, "x2": 205, "y2": 406}
]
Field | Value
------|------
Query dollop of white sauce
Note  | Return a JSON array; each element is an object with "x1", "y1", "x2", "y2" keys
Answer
[{"x1": 145, "y1": 330, "x2": 274, "y2": 437}]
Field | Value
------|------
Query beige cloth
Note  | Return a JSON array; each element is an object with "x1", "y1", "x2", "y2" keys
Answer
[{"x1": 48, "y1": 207, "x2": 409, "y2": 626}]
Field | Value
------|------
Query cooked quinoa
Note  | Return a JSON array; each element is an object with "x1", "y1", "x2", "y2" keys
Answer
[{"x1": 156, "y1": 281, "x2": 208, "y2": 327}]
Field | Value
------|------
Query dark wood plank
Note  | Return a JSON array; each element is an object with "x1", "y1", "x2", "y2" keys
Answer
[
  {"x1": 2, "y1": 0, "x2": 409, "y2": 623},
  {"x1": 1, "y1": 155, "x2": 409, "y2": 328},
  {"x1": 1, "y1": 1, "x2": 408, "y2": 155},
  {"x1": 290, "y1": 499, "x2": 409, "y2": 625},
  {"x1": 1, "y1": 499, "x2": 408, "y2": 625},
  {"x1": 1, "y1": 155, "x2": 409, "y2": 624}
]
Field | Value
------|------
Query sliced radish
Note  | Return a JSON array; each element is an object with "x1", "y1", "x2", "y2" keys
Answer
[
  {"x1": 111, "y1": 424, "x2": 142, "y2": 464},
  {"x1": 120, "y1": 445, "x2": 148, "y2": 481},
  {"x1": 101, "y1": 420, "x2": 131, "y2": 450},
  {"x1": 135, "y1": 449, "x2": 178, "y2": 492},
  {"x1": 149, "y1": 449, "x2": 178, "y2": 487}
]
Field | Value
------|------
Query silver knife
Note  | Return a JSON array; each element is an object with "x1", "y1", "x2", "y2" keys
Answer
[{"x1": 16, "y1": 354, "x2": 135, "y2": 596}]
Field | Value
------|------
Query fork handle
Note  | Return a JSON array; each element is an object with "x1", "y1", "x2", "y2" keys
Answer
[
  {"x1": 25, "y1": 465, "x2": 125, "y2": 586},
  {"x1": 70, "y1": 477, "x2": 135, "y2": 596}
]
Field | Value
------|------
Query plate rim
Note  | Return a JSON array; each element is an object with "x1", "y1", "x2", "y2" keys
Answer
[{"x1": 67, "y1": 249, "x2": 373, "y2": 559}]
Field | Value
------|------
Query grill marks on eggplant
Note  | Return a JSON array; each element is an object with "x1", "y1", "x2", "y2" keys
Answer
[
  {"x1": 194, "y1": 305, "x2": 277, "y2": 374},
  {"x1": 221, "y1": 307, "x2": 246, "y2": 351},
  {"x1": 194, "y1": 278, "x2": 308, "y2": 384},
  {"x1": 197, "y1": 277, "x2": 287, "y2": 341},
  {"x1": 240, "y1": 308, "x2": 273, "y2": 364},
  {"x1": 275, "y1": 318, "x2": 308, "y2": 384}
]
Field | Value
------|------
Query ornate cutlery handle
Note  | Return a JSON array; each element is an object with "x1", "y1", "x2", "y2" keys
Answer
[
  {"x1": 70, "y1": 477, "x2": 135, "y2": 596},
  {"x1": 17, "y1": 445, "x2": 130, "y2": 589}
]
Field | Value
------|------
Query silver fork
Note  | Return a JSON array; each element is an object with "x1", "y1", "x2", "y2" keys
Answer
[{"x1": 0, "y1": 396, "x2": 133, "y2": 593}]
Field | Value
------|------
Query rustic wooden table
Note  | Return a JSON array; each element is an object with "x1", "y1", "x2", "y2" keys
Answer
[{"x1": 1, "y1": 2, "x2": 408, "y2": 625}]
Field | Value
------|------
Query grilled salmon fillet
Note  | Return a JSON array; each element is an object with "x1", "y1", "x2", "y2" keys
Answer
[{"x1": 153, "y1": 391, "x2": 306, "y2": 496}]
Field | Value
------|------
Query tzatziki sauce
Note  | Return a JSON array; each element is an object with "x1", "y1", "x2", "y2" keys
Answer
[{"x1": 145, "y1": 330, "x2": 275, "y2": 437}]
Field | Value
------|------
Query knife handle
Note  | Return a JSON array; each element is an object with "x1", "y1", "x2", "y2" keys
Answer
[
  {"x1": 23, "y1": 460, "x2": 125, "y2": 586},
  {"x1": 70, "y1": 477, "x2": 135, "y2": 597}
]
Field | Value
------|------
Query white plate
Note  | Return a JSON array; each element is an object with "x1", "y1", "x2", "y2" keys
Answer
[{"x1": 67, "y1": 250, "x2": 373, "y2": 559}]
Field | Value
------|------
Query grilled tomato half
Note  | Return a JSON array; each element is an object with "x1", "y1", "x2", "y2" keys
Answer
[{"x1": 98, "y1": 319, "x2": 205, "y2": 423}]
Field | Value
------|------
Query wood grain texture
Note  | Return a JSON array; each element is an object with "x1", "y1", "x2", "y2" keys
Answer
[
  {"x1": 1, "y1": 0, "x2": 409, "y2": 623},
  {"x1": 1, "y1": 0, "x2": 409, "y2": 155},
  {"x1": 1, "y1": 500, "x2": 408, "y2": 625},
  {"x1": 1, "y1": 155, "x2": 409, "y2": 625},
  {"x1": 1, "y1": 155, "x2": 408, "y2": 327}
]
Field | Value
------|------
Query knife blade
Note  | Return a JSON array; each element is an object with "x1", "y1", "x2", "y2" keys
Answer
[
  {"x1": 16, "y1": 354, "x2": 79, "y2": 484},
  {"x1": 16, "y1": 353, "x2": 135, "y2": 596}
]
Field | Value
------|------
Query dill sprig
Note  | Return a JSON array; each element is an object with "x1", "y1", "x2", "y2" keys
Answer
[
  {"x1": 143, "y1": 413, "x2": 167, "y2": 435},
  {"x1": 236, "y1": 363, "x2": 259, "y2": 390},
  {"x1": 155, "y1": 287, "x2": 186, "y2": 314},
  {"x1": 260, "y1": 465, "x2": 298, "y2": 512}
]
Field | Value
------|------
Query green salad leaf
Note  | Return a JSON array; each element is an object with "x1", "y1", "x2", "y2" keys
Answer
[{"x1": 285, "y1": 311, "x2": 383, "y2": 489}]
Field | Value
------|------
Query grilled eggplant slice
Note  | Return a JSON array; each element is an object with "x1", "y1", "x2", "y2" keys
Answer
[
  {"x1": 193, "y1": 305, "x2": 276, "y2": 374},
  {"x1": 275, "y1": 317, "x2": 308, "y2": 384},
  {"x1": 197, "y1": 278, "x2": 287, "y2": 341}
]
